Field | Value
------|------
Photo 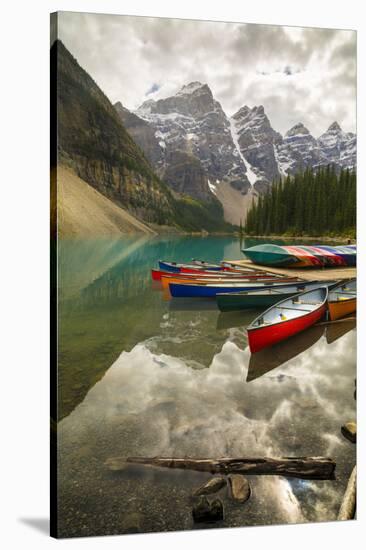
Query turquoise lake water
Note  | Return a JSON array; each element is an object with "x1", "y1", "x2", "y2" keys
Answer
[{"x1": 57, "y1": 235, "x2": 356, "y2": 537}]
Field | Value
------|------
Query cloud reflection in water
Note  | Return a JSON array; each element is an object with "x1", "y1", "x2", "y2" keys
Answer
[{"x1": 60, "y1": 327, "x2": 356, "y2": 527}]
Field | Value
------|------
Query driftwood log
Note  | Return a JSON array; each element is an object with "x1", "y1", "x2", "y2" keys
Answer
[
  {"x1": 341, "y1": 422, "x2": 357, "y2": 444},
  {"x1": 105, "y1": 456, "x2": 336, "y2": 480},
  {"x1": 338, "y1": 466, "x2": 356, "y2": 520}
]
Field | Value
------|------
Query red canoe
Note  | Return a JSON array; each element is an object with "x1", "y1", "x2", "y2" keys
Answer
[
  {"x1": 152, "y1": 268, "x2": 227, "y2": 281},
  {"x1": 151, "y1": 268, "x2": 281, "y2": 282},
  {"x1": 181, "y1": 266, "x2": 247, "y2": 274},
  {"x1": 247, "y1": 287, "x2": 328, "y2": 353}
]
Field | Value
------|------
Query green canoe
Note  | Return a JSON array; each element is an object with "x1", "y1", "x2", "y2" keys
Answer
[
  {"x1": 216, "y1": 280, "x2": 334, "y2": 312},
  {"x1": 242, "y1": 244, "x2": 298, "y2": 266}
]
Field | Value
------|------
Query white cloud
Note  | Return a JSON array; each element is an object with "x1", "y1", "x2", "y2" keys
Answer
[{"x1": 57, "y1": 12, "x2": 356, "y2": 136}]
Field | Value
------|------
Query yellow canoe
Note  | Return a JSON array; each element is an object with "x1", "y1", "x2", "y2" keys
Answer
[
  {"x1": 159, "y1": 274, "x2": 298, "y2": 290},
  {"x1": 328, "y1": 296, "x2": 356, "y2": 321},
  {"x1": 327, "y1": 278, "x2": 356, "y2": 321}
]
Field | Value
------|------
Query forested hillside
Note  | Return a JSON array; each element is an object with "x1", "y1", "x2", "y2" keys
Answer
[{"x1": 244, "y1": 167, "x2": 356, "y2": 237}]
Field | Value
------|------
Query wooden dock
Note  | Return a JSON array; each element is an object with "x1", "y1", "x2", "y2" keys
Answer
[{"x1": 227, "y1": 259, "x2": 356, "y2": 282}]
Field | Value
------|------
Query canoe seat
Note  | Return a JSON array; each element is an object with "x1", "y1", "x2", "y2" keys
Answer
[
  {"x1": 294, "y1": 300, "x2": 319, "y2": 306},
  {"x1": 277, "y1": 306, "x2": 313, "y2": 312}
]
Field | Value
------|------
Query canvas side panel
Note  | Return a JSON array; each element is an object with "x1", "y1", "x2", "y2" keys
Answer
[{"x1": 50, "y1": 10, "x2": 58, "y2": 539}]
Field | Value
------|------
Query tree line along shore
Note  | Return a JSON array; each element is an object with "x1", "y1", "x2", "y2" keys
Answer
[{"x1": 243, "y1": 166, "x2": 356, "y2": 239}]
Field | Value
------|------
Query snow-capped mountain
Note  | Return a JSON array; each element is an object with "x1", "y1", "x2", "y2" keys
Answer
[
  {"x1": 232, "y1": 111, "x2": 356, "y2": 185},
  {"x1": 135, "y1": 82, "x2": 252, "y2": 201},
  {"x1": 114, "y1": 81, "x2": 356, "y2": 225},
  {"x1": 275, "y1": 122, "x2": 327, "y2": 176},
  {"x1": 318, "y1": 122, "x2": 356, "y2": 171}
]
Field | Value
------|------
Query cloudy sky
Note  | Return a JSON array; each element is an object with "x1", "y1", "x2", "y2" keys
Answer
[{"x1": 58, "y1": 12, "x2": 356, "y2": 136}]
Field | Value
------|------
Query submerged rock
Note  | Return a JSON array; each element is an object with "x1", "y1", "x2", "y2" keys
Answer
[
  {"x1": 228, "y1": 474, "x2": 251, "y2": 502},
  {"x1": 192, "y1": 476, "x2": 227, "y2": 497},
  {"x1": 192, "y1": 496, "x2": 224, "y2": 523},
  {"x1": 341, "y1": 422, "x2": 357, "y2": 443},
  {"x1": 123, "y1": 512, "x2": 143, "y2": 534}
]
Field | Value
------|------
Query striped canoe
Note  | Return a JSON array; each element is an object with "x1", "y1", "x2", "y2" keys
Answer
[{"x1": 242, "y1": 244, "x2": 356, "y2": 268}]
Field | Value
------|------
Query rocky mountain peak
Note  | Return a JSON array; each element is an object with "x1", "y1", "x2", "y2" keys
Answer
[
  {"x1": 254, "y1": 105, "x2": 265, "y2": 115},
  {"x1": 232, "y1": 105, "x2": 272, "y2": 130},
  {"x1": 176, "y1": 81, "x2": 210, "y2": 97},
  {"x1": 114, "y1": 101, "x2": 131, "y2": 116},
  {"x1": 276, "y1": 122, "x2": 323, "y2": 176},
  {"x1": 136, "y1": 98, "x2": 156, "y2": 116},
  {"x1": 232, "y1": 105, "x2": 250, "y2": 119},
  {"x1": 231, "y1": 104, "x2": 282, "y2": 187},
  {"x1": 327, "y1": 121, "x2": 342, "y2": 133},
  {"x1": 285, "y1": 123, "x2": 310, "y2": 137},
  {"x1": 136, "y1": 81, "x2": 217, "y2": 119},
  {"x1": 318, "y1": 122, "x2": 347, "y2": 144},
  {"x1": 317, "y1": 121, "x2": 355, "y2": 171}
]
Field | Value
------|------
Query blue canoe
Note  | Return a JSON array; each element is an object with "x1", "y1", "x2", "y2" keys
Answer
[{"x1": 169, "y1": 280, "x2": 315, "y2": 298}]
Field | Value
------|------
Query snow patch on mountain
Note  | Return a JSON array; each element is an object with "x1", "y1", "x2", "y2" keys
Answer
[
  {"x1": 207, "y1": 179, "x2": 217, "y2": 195},
  {"x1": 229, "y1": 118, "x2": 258, "y2": 185},
  {"x1": 273, "y1": 143, "x2": 290, "y2": 178},
  {"x1": 230, "y1": 105, "x2": 282, "y2": 187}
]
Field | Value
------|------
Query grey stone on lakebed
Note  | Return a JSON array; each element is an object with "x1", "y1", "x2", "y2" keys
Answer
[
  {"x1": 192, "y1": 476, "x2": 227, "y2": 497},
  {"x1": 228, "y1": 474, "x2": 251, "y2": 503},
  {"x1": 341, "y1": 422, "x2": 357, "y2": 443},
  {"x1": 122, "y1": 512, "x2": 143, "y2": 534},
  {"x1": 192, "y1": 496, "x2": 224, "y2": 523}
]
